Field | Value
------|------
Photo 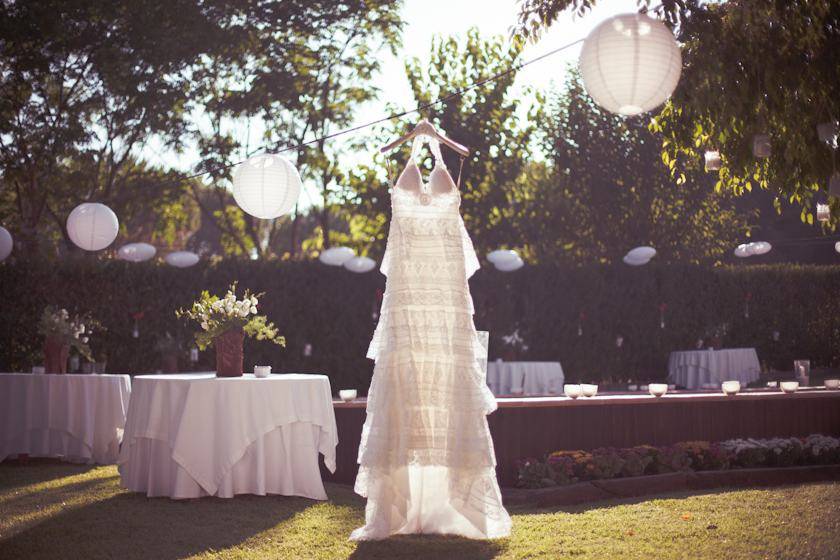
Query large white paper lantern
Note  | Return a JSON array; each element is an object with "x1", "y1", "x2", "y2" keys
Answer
[
  {"x1": 66, "y1": 203, "x2": 119, "y2": 251},
  {"x1": 344, "y1": 256, "x2": 376, "y2": 273},
  {"x1": 232, "y1": 154, "x2": 302, "y2": 219},
  {"x1": 117, "y1": 242, "x2": 156, "y2": 262},
  {"x1": 487, "y1": 249, "x2": 520, "y2": 264},
  {"x1": 0, "y1": 226, "x2": 12, "y2": 262},
  {"x1": 835, "y1": 241, "x2": 840, "y2": 254},
  {"x1": 622, "y1": 254, "x2": 650, "y2": 266},
  {"x1": 319, "y1": 246, "x2": 355, "y2": 266},
  {"x1": 579, "y1": 13, "x2": 682, "y2": 116},
  {"x1": 751, "y1": 241, "x2": 772, "y2": 255},
  {"x1": 165, "y1": 251, "x2": 199, "y2": 268},
  {"x1": 627, "y1": 246, "x2": 656, "y2": 261},
  {"x1": 734, "y1": 243, "x2": 752, "y2": 258},
  {"x1": 495, "y1": 255, "x2": 524, "y2": 272}
]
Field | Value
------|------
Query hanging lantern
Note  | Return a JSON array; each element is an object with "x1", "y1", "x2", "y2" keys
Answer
[
  {"x1": 752, "y1": 134, "x2": 771, "y2": 158},
  {"x1": 344, "y1": 256, "x2": 376, "y2": 273},
  {"x1": 579, "y1": 13, "x2": 682, "y2": 116},
  {"x1": 487, "y1": 249, "x2": 520, "y2": 264},
  {"x1": 319, "y1": 246, "x2": 355, "y2": 266},
  {"x1": 627, "y1": 246, "x2": 656, "y2": 261},
  {"x1": 835, "y1": 241, "x2": 840, "y2": 254},
  {"x1": 744, "y1": 292, "x2": 752, "y2": 319},
  {"x1": 165, "y1": 251, "x2": 200, "y2": 268},
  {"x1": 816, "y1": 203, "x2": 831, "y2": 222},
  {"x1": 232, "y1": 154, "x2": 302, "y2": 219},
  {"x1": 0, "y1": 226, "x2": 12, "y2": 262},
  {"x1": 734, "y1": 243, "x2": 752, "y2": 258},
  {"x1": 658, "y1": 303, "x2": 667, "y2": 329},
  {"x1": 578, "y1": 311, "x2": 586, "y2": 336},
  {"x1": 622, "y1": 254, "x2": 649, "y2": 266},
  {"x1": 829, "y1": 172, "x2": 840, "y2": 199},
  {"x1": 66, "y1": 203, "x2": 119, "y2": 251},
  {"x1": 117, "y1": 242, "x2": 156, "y2": 262},
  {"x1": 817, "y1": 121, "x2": 838, "y2": 144},
  {"x1": 495, "y1": 255, "x2": 524, "y2": 271},
  {"x1": 751, "y1": 241, "x2": 772, "y2": 255},
  {"x1": 704, "y1": 150, "x2": 721, "y2": 171}
]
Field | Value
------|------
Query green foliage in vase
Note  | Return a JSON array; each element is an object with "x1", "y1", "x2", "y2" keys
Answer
[
  {"x1": 176, "y1": 283, "x2": 285, "y2": 351},
  {"x1": 37, "y1": 307, "x2": 93, "y2": 361}
]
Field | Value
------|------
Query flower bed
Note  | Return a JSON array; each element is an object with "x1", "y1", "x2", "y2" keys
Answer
[{"x1": 518, "y1": 434, "x2": 840, "y2": 489}]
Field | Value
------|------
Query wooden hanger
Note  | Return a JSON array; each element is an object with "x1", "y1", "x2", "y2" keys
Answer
[{"x1": 380, "y1": 118, "x2": 470, "y2": 157}]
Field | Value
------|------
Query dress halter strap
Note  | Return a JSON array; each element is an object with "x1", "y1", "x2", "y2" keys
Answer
[{"x1": 410, "y1": 134, "x2": 445, "y2": 166}]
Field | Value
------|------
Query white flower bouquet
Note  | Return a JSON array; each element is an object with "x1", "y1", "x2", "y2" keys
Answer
[{"x1": 37, "y1": 306, "x2": 93, "y2": 361}]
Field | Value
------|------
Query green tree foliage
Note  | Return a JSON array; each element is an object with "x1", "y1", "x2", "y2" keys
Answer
[{"x1": 525, "y1": 72, "x2": 750, "y2": 265}]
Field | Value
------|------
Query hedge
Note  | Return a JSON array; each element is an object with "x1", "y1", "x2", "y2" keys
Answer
[{"x1": 0, "y1": 258, "x2": 838, "y2": 392}]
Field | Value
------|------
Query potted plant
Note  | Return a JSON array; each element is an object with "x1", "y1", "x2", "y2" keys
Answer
[
  {"x1": 177, "y1": 283, "x2": 285, "y2": 377},
  {"x1": 37, "y1": 307, "x2": 93, "y2": 374}
]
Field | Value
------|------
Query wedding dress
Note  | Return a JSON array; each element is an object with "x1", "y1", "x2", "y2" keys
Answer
[{"x1": 351, "y1": 134, "x2": 511, "y2": 540}]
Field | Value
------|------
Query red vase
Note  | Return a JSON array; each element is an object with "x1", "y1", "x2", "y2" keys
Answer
[
  {"x1": 44, "y1": 335, "x2": 69, "y2": 374},
  {"x1": 161, "y1": 353, "x2": 179, "y2": 374},
  {"x1": 215, "y1": 329, "x2": 244, "y2": 377}
]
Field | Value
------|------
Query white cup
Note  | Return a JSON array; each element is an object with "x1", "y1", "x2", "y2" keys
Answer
[
  {"x1": 339, "y1": 389, "x2": 357, "y2": 402},
  {"x1": 563, "y1": 384, "x2": 582, "y2": 399},
  {"x1": 254, "y1": 365, "x2": 271, "y2": 378},
  {"x1": 649, "y1": 383, "x2": 668, "y2": 397}
]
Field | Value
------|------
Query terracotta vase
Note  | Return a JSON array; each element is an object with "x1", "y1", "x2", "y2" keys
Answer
[
  {"x1": 161, "y1": 353, "x2": 179, "y2": 374},
  {"x1": 44, "y1": 335, "x2": 69, "y2": 374},
  {"x1": 215, "y1": 329, "x2": 244, "y2": 377}
]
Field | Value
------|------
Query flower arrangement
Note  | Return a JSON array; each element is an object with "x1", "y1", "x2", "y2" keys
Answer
[
  {"x1": 177, "y1": 283, "x2": 285, "y2": 351},
  {"x1": 37, "y1": 306, "x2": 93, "y2": 361},
  {"x1": 517, "y1": 434, "x2": 840, "y2": 488}
]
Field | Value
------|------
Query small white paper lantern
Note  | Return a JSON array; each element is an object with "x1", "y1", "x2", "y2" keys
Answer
[
  {"x1": 752, "y1": 134, "x2": 771, "y2": 158},
  {"x1": 751, "y1": 241, "x2": 772, "y2": 255},
  {"x1": 495, "y1": 255, "x2": 524, "y2": 272},
  {"x1": 579, "y1": 13, "x2": 682, "y2": 116},
  {"x1": 829, "y1": 172, "x2": 840, "y2": 199},
  {"x1": 117, "y1": 242, "x2": 156, "y2": 262},
  {"x1": 627, "y1": 246, "x2": 656, "y2": 261},
  {"x1": 622, "y1": 254, "x2": 650, "y2": 266},
  {"x1": 344, "y1": 256, "x2": 376, "y2": 273},
  {"x1": 817, "y1": 121, "x2": 838, "y2": 144},
  {"x1": 734, "y1": 243, "x2": 752, "y2": 258},
  {"x1": 165, "y1": 251, "x2": 199, "y2": 268},
  {"x1": 835, "y1": 241, "x2": 840, "y2": 254},
  {"x1": 487, "y1": 249, "x2": 520, "y2": 264},
  {"x1": 0, "y1": 226, "x2": 12, "y2": 262},
  {"x1": 232, "y1": 154, "x2": 302, "y2": 219},
  {"x1": 319, "y1": 246, "x2": 355, "y2": 266},
  {"x1": 704, "y1": 150, "x2": 721, "y2": 171},
  {"x1": 66, "y1": 203, "x2": 119, "y2": 251},
  {"x1": 816, "y1": 203, "x2": 831, "y2": 223}
]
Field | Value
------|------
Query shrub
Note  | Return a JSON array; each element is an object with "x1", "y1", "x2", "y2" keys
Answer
[{"x1": 803, "y1": 434, "x2": 840, "y2": 465}]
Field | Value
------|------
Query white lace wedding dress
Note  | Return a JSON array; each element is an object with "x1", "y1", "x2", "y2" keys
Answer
[{"x1": 351, "y1": 134, "x2": 511, "y2": 540}]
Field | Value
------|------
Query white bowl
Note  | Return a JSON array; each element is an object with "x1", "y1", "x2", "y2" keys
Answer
[
  {"x1": 628, "y1": 384, "x2": 638, "y2": 391},
  {"x1": 722, "y1": 380, "x2": 741, "y2": 396},
  {"x1": 564, "y1": 384, "x2": 582, "y2": 399},
  {"x1": 640, "y1": 384, "x2": 649, "y2": 392},
  {"x1": 766, "y1": 381, "x2": 778, "y2": 388},
  {"x1": 780, "y1": 381, "x2": 799, "y2": 394},
  {"x1": 339, "y1": 389, "x2": 357, "y2": 402},
  {"x1": 825, "y1": 379, "x2": 840, "y2": 390},
  {"x1": 649, "y1": 383, "x2": 668, "y2": 397},
  {"x1": 254, "y1": 365, "x2": 272, "y2": 378},
  {"x1": 581, "y1": 384, "x2": 598, "y2": 397}
]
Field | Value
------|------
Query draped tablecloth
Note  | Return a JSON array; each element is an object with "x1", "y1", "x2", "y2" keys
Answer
[
  {"x1": 118, "y1": 373, "x2": 338, "y2": 500},
  {"x1": 667, "y1": 348, "x2": 761, "y2": 389},
  {"x1": 486, "y1": 361, "x2": 565, "y2": 396},
  {"x1": 0, "y1": 373, "x2": 131, "y2": 464}
]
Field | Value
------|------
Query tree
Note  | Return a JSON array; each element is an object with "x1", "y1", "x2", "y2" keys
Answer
[
  {"x1": 516, "y1": 0, "x2": 840, "y2": 224},
  {"x1": 524, "y1": 72, "x2": 750, "y2": 265}
]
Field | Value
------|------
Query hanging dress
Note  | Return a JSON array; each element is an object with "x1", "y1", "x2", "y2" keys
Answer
[{"x1": 351, "y1": 133, "x2": 511, "y2": 540}]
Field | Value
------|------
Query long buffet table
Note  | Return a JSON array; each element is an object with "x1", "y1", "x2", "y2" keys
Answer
[{"x1": 323, "y1": 389, "x2": 840, "y2": 487}]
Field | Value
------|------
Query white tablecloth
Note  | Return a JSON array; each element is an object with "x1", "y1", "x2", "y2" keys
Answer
[
  {"x1": 0, "y1": 373, "x2": 131, "y2": 464},
  {"x1": 667, "y1": 348, "x2": 761, "y2": 389},
  {"x1": 486, "y1": 361, "x2": 565, "y2": 396},
  {"x1": 118, "y1": 373, "x2": 338, "y2": 500}
]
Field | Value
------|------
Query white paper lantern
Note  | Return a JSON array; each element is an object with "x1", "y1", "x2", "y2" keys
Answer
[
  {"x1": 579, "y1": 13, "x2": 682, "y2": 116},
  {"x1": 751, "y1": 241, "x2": 772, "y2": 255},
  {"x1": 165, "y1": 251, "x2": 199, "y2": 268},
  {"x1": 829, "y1": 172, "x2": 840, "y2": 199},
  {"x1": 66, "y1": 203, "x2": 119, "y2": 251},
  {"x1": 344, "y1": 256, "x2": 376, "y2": 273},
  {"x1": 319, "y1": 246, "x2": 355, "y2": 266},
  {"x1": 816, "y1": 203, "x2": 831, "y2": 223},
  {"x1": 487, "y1": 249, "x2": 520, "y2": 264},
  {"x1": 734, "y1": 243, "x2": 752, "y2": 258},
  {"x1": 622, "y1": 254, "x2": 650, "y2": 266},
  {"x1": 0, "y1": 226, "x2": 12, "y2": 262},
  {"x1": 117, "y1": 242, "x2": 156, "y2": 262},
  {"x1": 704, "y1": 150, "x2": 721, "y2": 172},
  {"x1": 232, "y1": 154, "x2": 302, "y2": 219},
  {"x1": 495, "y1": 255, "x2": 524, "y2": 272},
  {"x1": 835, "y1": 241, "x2": 840, "y2": 254},
  {"x1": 627, "y1": 246, "x2": 656, "y2": 261},
  {"x1": 752, "y1": 134, "x2": 771, "y2": 158}
]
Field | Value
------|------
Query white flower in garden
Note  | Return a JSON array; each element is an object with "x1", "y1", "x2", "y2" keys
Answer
[
  {"x1": 211, "y1": 300, "x2": 223, "y2": 311},
  {"x1": 250, "y1": 306, "x2": 257, "y2": 314}
]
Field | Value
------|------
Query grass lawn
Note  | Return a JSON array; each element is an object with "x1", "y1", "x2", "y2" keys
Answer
[{"x1": 1, "y1": 462, "x2": 838, "y2": 559}]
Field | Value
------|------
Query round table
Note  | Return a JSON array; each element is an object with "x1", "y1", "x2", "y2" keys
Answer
[
  {"x1": 667, "y1": 348, "x2": 761, "y2": 389},
  {"x1": 118, "y1": 373, "x2": 338, "y2": 500},
  {"x1": 0, "y1": 372, "x2": 131, "y2": 464},
  {"x1": 486, "y1": 361, "x2": 565, "y2": 396}
]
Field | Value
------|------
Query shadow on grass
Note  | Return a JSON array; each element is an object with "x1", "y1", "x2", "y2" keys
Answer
[
  {"x1": 0, "y1": 460, "x2": 99, "y2": 491},
  {"x1": 0, "y1": 489, "x2": 318, "y2": 560},
  {"x1": 349, "y1": 535, "x2": 506, "y2": 560}
]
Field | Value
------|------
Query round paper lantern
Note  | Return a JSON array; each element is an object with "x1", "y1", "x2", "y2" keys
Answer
[
  {"x1": 487, "y1": 249, "x2": 520, "y2": 264},
  {"x1": 579, "y1": 13, "x2": 682, "y2": 116},
  {"x1": 319, "y1": 246, "x2": 355, "y2": 266},
  {"x1": 0, "y1": 226, "x2": 12, "y2": 262},
  {"x1": 734, "y1": 244, "x2": 752, "y2": 258},
  {"x1": 165, "y1": 251, "x2": 199, "y2": 268},
  {"x1": 495, "y1": 256, "x2": 524, "y2": 272},
  {"x1": 66, "y1": 203, "x2": 119, "y2": 251},
  {"x1": 232, "y1": 154, "x2": 302, "y2": 219},
  {"x1": 117, "y1": 242, "x2": 156, "y2": 262},
  {"x1": 344, "y1": 256, "x2": 376, "y2": 273},
  {"x1": 751, "y1": 241, "x2": 772, "y2": 255},
  {"x1": 835, "y1": 241, "x2": 840, "y2": 254},
  {"x1": 622, "y1": 254, "x2": 650, "y2": 266},
  {"x1": 627, "y1": 246, "x2": 656, "y2": 261}
]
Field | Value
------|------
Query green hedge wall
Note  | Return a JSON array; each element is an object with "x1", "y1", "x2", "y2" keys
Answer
[{"x1": 1, "y1": 259, "x2": 838, "y2": 392}]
